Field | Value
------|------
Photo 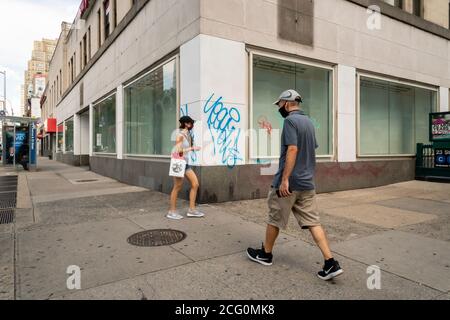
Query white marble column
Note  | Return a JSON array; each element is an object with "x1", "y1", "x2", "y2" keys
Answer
[
  {"x1": 337, "y1": 64, "x2": 357, "y2": 162},
  {"x1": 89, "y1": 104, "x2": 93, "y2": 157},
  {"x1": 180, "y1": 35, "x2": 247, "y2": 167},
  {"x1": 116, "y1": 85, "x2": 124, "y2": 159},
  {"x1": 439, "y1": 87, "x2": 449, "y2": 112},
  {"x1": 73, "y1": 113, "x2": 81, "y2": 155}
]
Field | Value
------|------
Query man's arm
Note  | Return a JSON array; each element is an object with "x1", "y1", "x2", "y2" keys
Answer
[{"x1": 280, "y1": 145, "x2": 298, "y2": 197}]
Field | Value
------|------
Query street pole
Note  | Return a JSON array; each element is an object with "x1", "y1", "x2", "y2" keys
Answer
[
  {"x1": 1, "y1": 71, "x2": 5, "y2": 160},
  {"x1": 3, "y1": 71, "x2": 5, "y2": 113},
  {"x1": 13, "y1": 124, "x2": 16, "y2": 167},
  {"x1": 0, "y1": 70, "x2": 5, "y2": 112}
]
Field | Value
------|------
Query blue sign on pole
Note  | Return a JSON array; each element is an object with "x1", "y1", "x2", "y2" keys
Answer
[{"x1": 29, "y1": 123, "x2": 37, "y2": 166}]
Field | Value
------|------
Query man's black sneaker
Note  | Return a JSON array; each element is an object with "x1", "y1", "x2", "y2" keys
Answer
[
  {"x1": 317, "y1": 259, "x2": 344, "y2": 281},
  {"x1": 247, "y1": 244, "x2": 273, "y2": 266}
]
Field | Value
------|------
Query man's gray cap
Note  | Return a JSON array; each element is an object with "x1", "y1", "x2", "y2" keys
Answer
[{"x1": 273, "y1": 89, "x2": 303, "y2": 105}]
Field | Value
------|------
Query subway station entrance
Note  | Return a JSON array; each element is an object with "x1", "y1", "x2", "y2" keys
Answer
[
  {"x1": 416, "y1": 112, "x2": 450, "y2": 181},
  {"x1": 1, "y1": 116, "x2": 38, "y2": 171}
]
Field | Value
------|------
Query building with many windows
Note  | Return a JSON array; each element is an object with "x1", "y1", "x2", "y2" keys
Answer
[
  {"x1": 22, "y1": 38, "x2": 57, "y2": 118},
  {"x1": 384, "y1": 0, "x2": 449, "y2": 28},
  {"x1": 41, "y1": 0, "x2": 450, "y2": 203}
]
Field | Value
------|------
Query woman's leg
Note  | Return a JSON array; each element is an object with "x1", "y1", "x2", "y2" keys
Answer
[
  {"x1": 184, "y1": 170, "x2": 199, "y2": 210},
  {"x1": 169, "y1": 177, "x2": 184, "y2": 212}
]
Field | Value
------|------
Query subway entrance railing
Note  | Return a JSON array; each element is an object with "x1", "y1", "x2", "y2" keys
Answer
[{"x1": 416, "y1": 143, "x2": 450, "y2": 181}]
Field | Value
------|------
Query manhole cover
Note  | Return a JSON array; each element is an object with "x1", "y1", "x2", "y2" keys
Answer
[
  {"x1": 0, "y1": 209, "x2": 14, "y2": 225},
  {"x1": 127, "y1": 229, "x2": 187, "y2": 247}
]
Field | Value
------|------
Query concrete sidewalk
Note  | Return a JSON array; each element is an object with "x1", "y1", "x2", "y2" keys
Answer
[{"x1": 0, "y1": 158, "x2": 449, "y2": 300}]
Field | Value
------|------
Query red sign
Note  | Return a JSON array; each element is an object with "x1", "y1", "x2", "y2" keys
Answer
[{"x1": 45, "y1": 118, "x2": 57, "y2": 133}]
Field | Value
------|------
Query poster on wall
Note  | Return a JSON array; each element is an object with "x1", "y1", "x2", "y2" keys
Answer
[
  {"x1": 4, "y1": 126, "x2": 29, "y2": 165},
  {"x1": 430, "y1": 112, "x2": 450, "y2": 142},
  {"x1": 34, "y1": 76, "x2": 46, "y2": 98},
  {"x1": 96, "y1": 134, "x2": 102, "y2": 147},
  {"x1": 435, "y1": 149, "x2": 450, "y2": 168}
]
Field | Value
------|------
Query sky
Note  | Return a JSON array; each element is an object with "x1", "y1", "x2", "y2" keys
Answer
[{"x1": 0, "y1": 0, "x2": 80, "y2": 116}]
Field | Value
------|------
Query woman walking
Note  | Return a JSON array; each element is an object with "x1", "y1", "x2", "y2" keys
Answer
[{"x1": 167, "y1": 116, "x2": 205, "y2": 220}]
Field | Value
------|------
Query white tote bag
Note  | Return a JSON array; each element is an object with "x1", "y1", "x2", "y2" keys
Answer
[{"x1": 169, "y1": 153, "x2": 186, "y2": 178}]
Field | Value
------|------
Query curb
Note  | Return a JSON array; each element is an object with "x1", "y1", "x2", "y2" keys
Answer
[{"x1": 16, "y1": 173, "x2": 32, "y2": 210}]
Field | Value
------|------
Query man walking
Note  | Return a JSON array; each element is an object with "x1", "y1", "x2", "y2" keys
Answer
[{"x1": 247, "y1": 89, "x2": 344, "y2": 281}]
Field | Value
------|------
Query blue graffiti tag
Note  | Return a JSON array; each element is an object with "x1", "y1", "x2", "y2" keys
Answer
[
  {"x1": 180, "y1": 104, "x2": 189, "y2": 117},
  {"x1": 203, "y1": 94, "x2": 242, "y2": 168}
]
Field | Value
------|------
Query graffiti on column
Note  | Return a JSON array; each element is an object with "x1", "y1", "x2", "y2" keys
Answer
[
  {"x1": 180, "y1": 104, "x2": 189, "y2": 117},
  {"x1": 203, "y1": 93, "x2": 242, "y2": 169}
]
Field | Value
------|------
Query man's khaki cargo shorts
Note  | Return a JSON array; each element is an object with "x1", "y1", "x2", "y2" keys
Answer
[{"x1": 267, "y1": 188, "x2": 321, "y2": 230}]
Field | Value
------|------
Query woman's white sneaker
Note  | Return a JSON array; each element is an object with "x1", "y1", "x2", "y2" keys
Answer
[
  {"x1": 166, "y1": 211, "x2": 184, "y2": 220},
  {"x1": 187, "y1": 209, "x2": 205, "y2": 218}
]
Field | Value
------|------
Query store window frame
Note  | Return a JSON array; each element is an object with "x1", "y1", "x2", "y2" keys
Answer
[
  {"x1": 122, "y1": 55, "x2": 180, "y2": 159},
  {"x1": 248, "y1": 49, "x2": 336, "y2": 160},
  {"x1": 384, "y1": 0, "x2": 403, "y2": 9},
  {"x1": 64, "y1": 116, "x2": 74, "y2": 154},
  {"x1": 92, "y1": 91, "x2": 117, "y2": 156},
  {"x1": 412, "y1": 0, "x2": 422, "y2": 17},
  {"x1": 57, "y1": 122, "x2": 64, "y2": 153},
  {"x1": 103, "y1": 0, "x2": 111, "y2": 41},
  {"x1": 356, "y1": 72, "x2": 438, "y2": 158}
]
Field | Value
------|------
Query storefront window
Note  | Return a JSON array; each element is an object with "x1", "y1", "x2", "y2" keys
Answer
[
  {"x1": 359, "y1": 76, "x2": 437, "y2": 155},
  {"x1": 252, "y1": 54, "x2": 333, "y2": 158},
  {"x1": 57, "y1": 123, "x2": 64, "y2": 152},
  {"x1": 93, "y1": 94, "x2": 116, "y2": 153},
  {"x1": 124, "y1": 59, "x2": 177, "y2": 156},
  {"x1": 65, "y1": 117, "x2": 74, "y2": 153}
]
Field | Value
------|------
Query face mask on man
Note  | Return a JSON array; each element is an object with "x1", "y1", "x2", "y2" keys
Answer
[{"x1": 278, "y1": 102, "x2": 291, "y2": 118}]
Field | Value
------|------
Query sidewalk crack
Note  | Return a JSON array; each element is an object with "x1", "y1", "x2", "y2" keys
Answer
[{"x1": 25, "y1": 174, "x2": 36, "y2": 224}]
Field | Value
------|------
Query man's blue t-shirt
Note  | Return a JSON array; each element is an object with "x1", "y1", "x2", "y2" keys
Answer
[{"x1": 272, "y1": 110, "x2": 318, "y2": 191}]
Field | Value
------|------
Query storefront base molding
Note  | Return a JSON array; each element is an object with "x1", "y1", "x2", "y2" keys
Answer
[
  {"x1": 89, "y1": 157, "x2": 415, "y2": 204},
  {"x1": 42, "y1": 150, "x2": 52, "y2": 157},
  {"x1": 56, "y1": 153, "x2": 90, "y2": 167}
]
